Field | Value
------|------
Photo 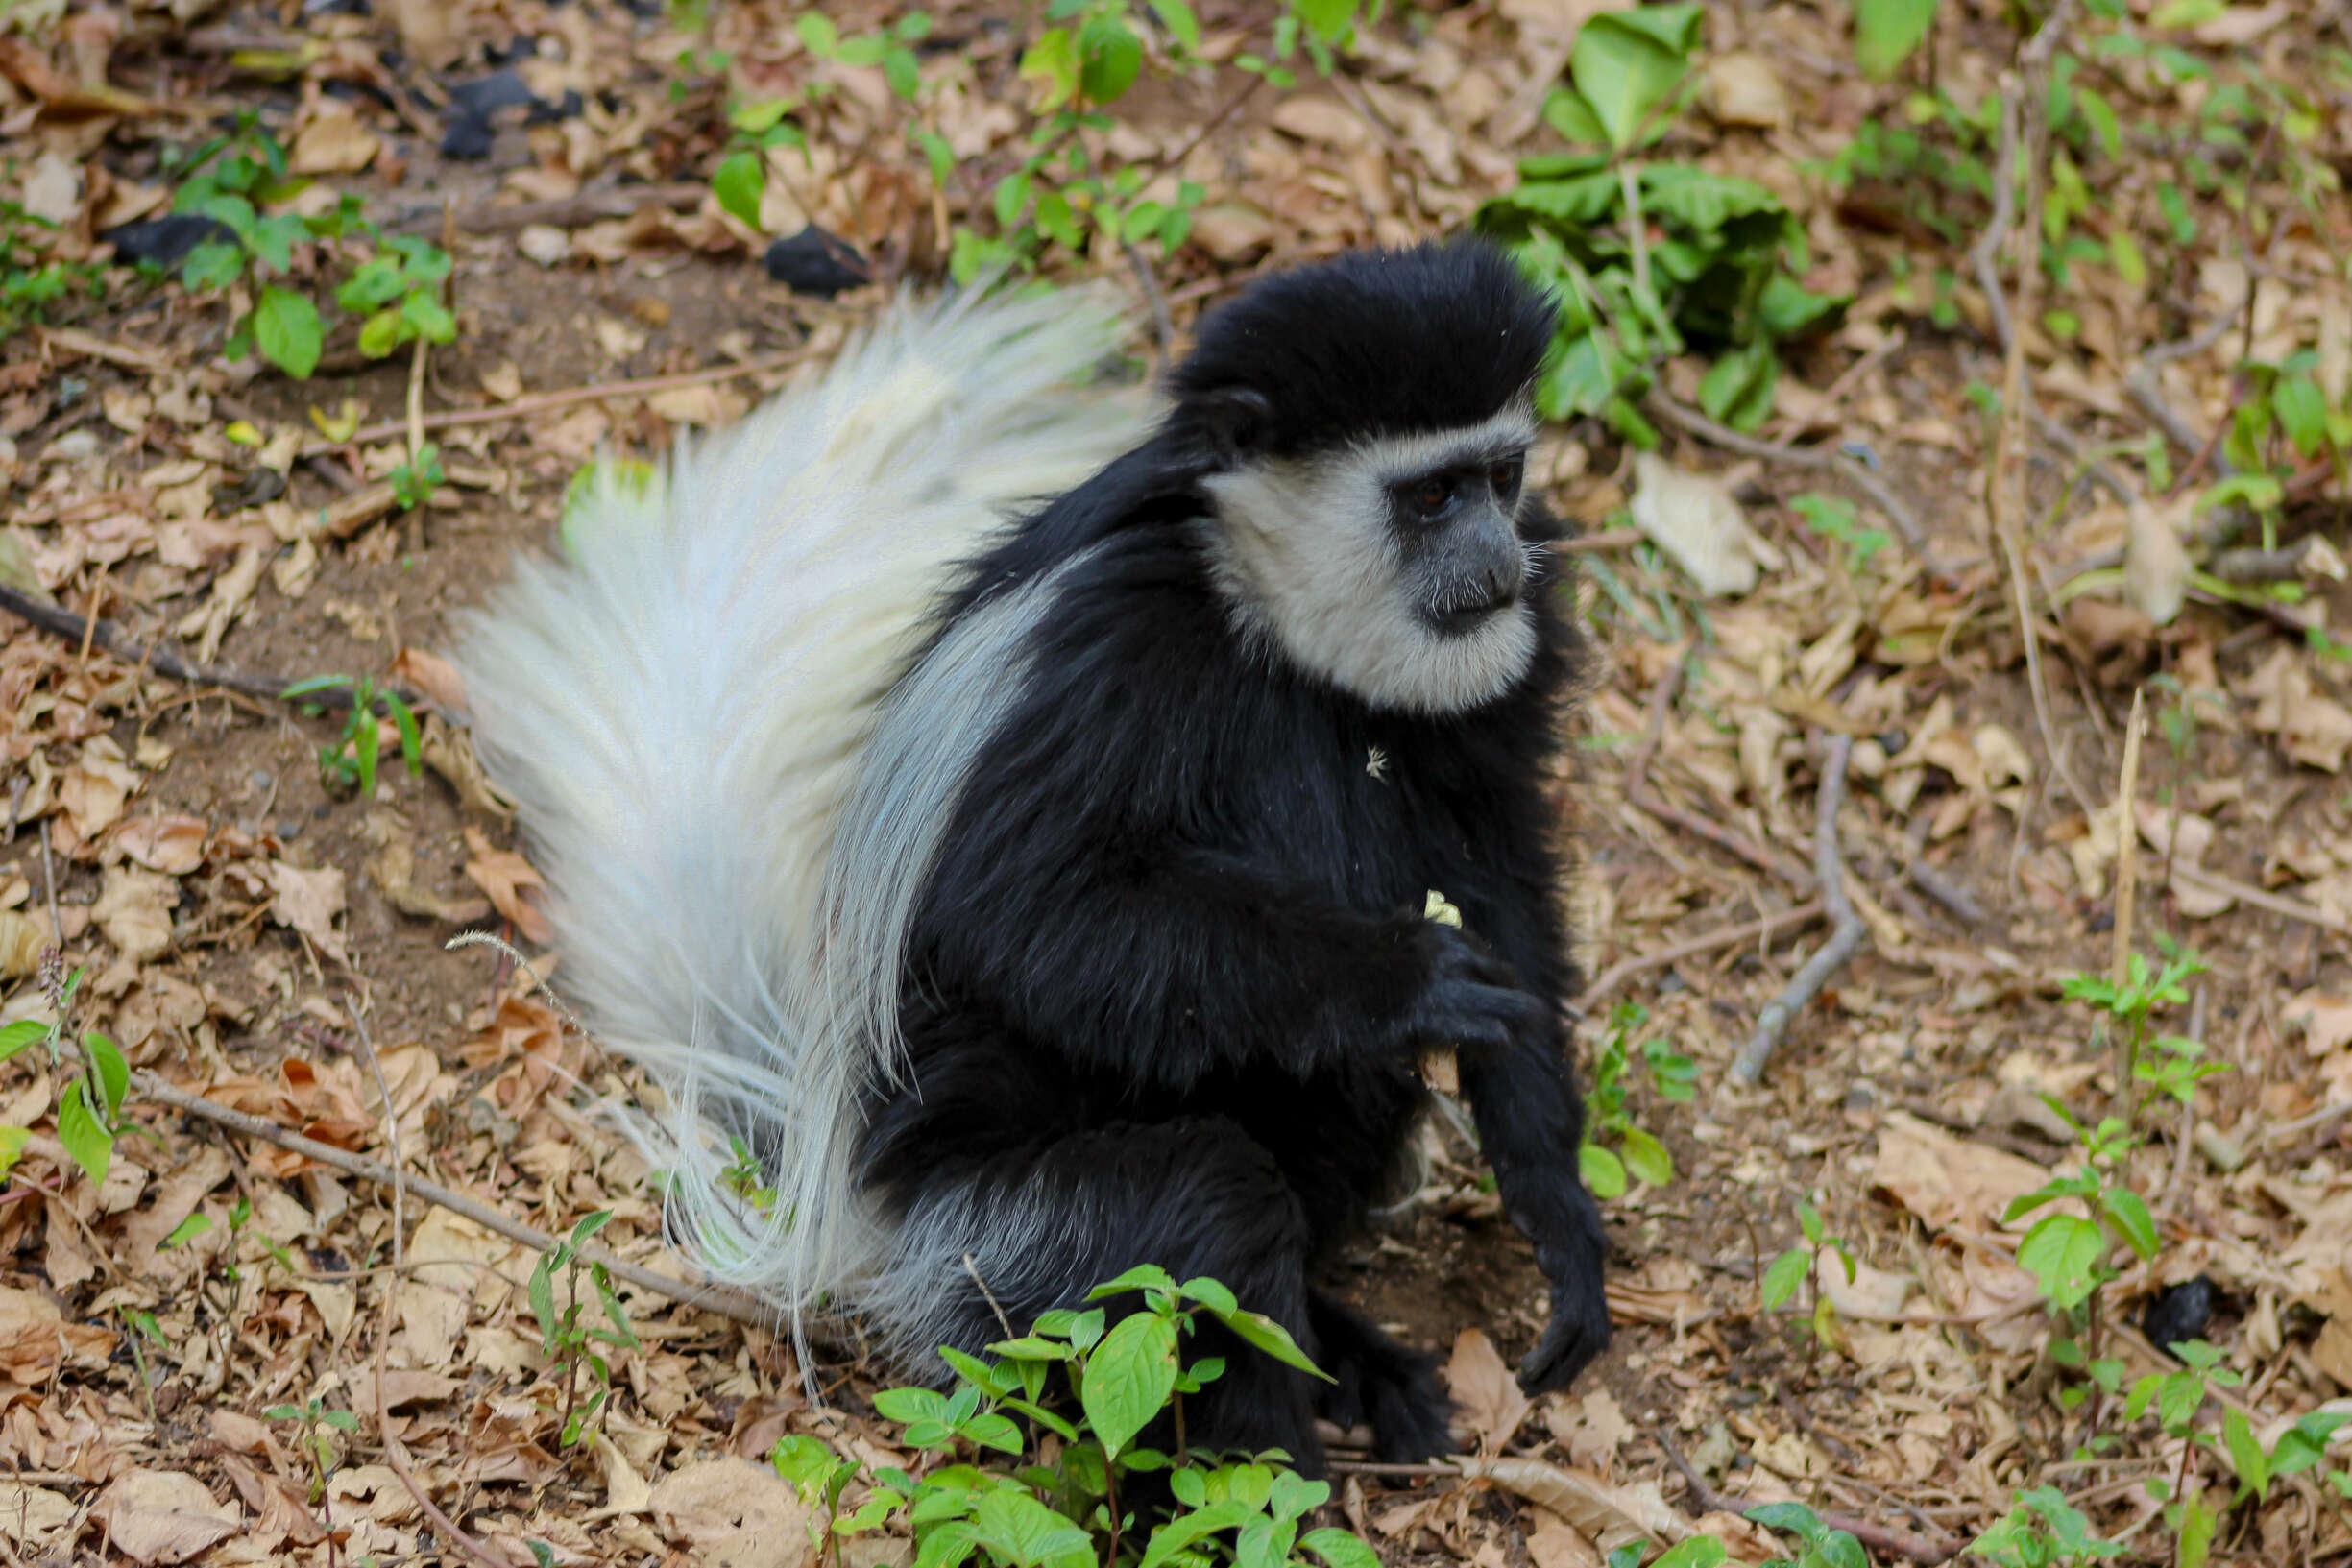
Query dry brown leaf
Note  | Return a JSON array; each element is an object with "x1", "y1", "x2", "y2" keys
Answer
[
  {"x1": 93, "y1": 1471, "x2": 241, "y2": 1565},
  {"x1": 648, "y1": 1456, "x2": 815, "y2": 1568},
  {"x1": 90, "y1": 865, "x2": 175, "y2": 961},
  {"x1": 260, "y1": 860, "x2": 349, "y2": 965},
  {"x1": 2288, "y1": 992, "x2": 2352, "y2": 1056},
  {"x1": 1467, "y1": 1458, "x2": 1692, "y2": 1556},
  {"x1": 1871, "y1": 1111, "x2": 2049, "y2": 1233},
  {"x1": 114, "y1": 813, "x2": 207, "y2": 874},
  {"x1": 1527, "y1": 1509, "x2": 1606, "y2": 1568},
  {"x1": 1628, "y1": 452, "x2": 1772, "y2": 598},
  {"x1": 464, "y1": 827, "x2": 553, "y2": 943},
  {"x1": 0, "y1": 1481, "x2": 76, "y2": 1551},
  {"x1": 1543, "y1": 1387, "x2": 1633, "y2": 1473},
  {"x1": 1445, "y1": 1328, "x2": 1532, "y2": 1453},
  {"x1": 290, "y1": 102, "x2": 379, "y2": 175}
]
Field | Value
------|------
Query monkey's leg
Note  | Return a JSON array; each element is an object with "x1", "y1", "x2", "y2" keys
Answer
[
  {"x1": 1308, "y1": 1291, "x2": 1453, "y2": 1462},
  {"x1": 878, "y1": 1116, "x2": 1327, "y2": 1473}
]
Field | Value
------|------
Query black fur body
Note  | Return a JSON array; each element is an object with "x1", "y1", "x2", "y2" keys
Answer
[{"x1": 856, "y1": 243, "x2": 1612, "y2": 1473}]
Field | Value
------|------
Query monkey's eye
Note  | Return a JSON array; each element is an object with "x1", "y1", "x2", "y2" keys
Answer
[
  {"x1": 1490, "y1": 456, "x2": 1525, "y2": 497},
  {"x1": 1410, "y1": 476, "x2": 1455, "y2": 516}
]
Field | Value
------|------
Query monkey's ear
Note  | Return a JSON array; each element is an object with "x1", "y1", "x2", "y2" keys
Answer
[{"x1": 1198, "y1": 386, "x2": 1273, "y2": 467}]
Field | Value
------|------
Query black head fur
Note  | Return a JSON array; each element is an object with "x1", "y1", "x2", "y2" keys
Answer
[{"x1": 1167, "y1": 238, "x2": 1556, "y2": 464}]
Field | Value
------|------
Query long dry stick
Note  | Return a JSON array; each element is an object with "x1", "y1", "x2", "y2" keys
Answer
[
  {"x1": 2110, "y1": 688, "x2": 2146, "y2": 1125},
  {"x1": 133, "y1": 1069, "x2": 771, "y2": 1326},
  {"x1": 0, "y1": 584, "x2": 408, "y2": 712},
  {"x1": 1581, "y1": 903, "x2": 1828, "y2": 1011},
  {"x1": 298, "y1": 348, "x2": 815, "y2": 457},
  {"x1": 1730, "y1": 735, "x2": 1869, "y2": 1087},
  {"x1": 1655, "y1": 1430, "x2": 1961, "y2": 1566}
]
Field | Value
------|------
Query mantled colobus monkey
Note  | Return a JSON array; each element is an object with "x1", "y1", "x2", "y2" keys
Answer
[{"x1": 452, "y1": 239, "x2": 1611, "y2": 1473}]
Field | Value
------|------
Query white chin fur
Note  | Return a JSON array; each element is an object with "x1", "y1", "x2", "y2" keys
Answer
[{"x1": 1200, "y1": 409, "x2": 1540, "y2": 715}]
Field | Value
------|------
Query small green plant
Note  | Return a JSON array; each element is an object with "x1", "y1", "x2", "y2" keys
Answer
[
  {"x1": 1791, "y1": 494, "x2": 1890, "y2": 574},
  {"x1": 2119, "y1": 1339, "x2": 2243, "y2": 1568},
  {"x1": 332, "y1": 230, "x2": 455, "y2": 360},
  {"x1": 1970, "y1": 1488, "x2": 2122, "y2": 1568},
  {"x1": 282, "y1": 675, "x2": 424, "y2": 797},
  {"x1": 266, "y1": 1396, "x2": 360, "y2": 1504},
  {"x1": 390, "y1": 442, "x2": 445, "y2": 511},
  {"x1": 2003, "y1": 1109, "x2": 2157, "y2": 1314},
  {"x1": 2062, "y1": 946, "x2": 2210, "y2": 1130},
  {"x1": 1759, "y1": 1199, "x2": 1858, "y2": 1349},
  {"x1": 770, "y1": 1267, "x2": 1377, "y2": 1568},
  {"x1": 1578, "y1": 1001, "x2": 1691, "y2": 1198},
  {"x1": 527, "y1": 1210, "x2": 641, "y2": 1451},
  {"x1": 1476, "y1": 5, "x2": 1844, "y2": 440},
  {"x1": 0, "y1": 961, "x2": 127, "y2": 1186},
  {"x1": 1747, "y1": 1502, "x2": 1870, "y2": 1568},
  {"x1": 167, "y1": 112, "x2": 326, "y2": 378},
  {"x1": 0, "y1": 202, "x2": 102, "y2": 340}
]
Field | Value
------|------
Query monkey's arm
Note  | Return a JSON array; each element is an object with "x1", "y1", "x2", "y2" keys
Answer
[
  {"x1": 919, "y1": 830, "x2": 1537, "y2": 1092},
  {"x1": 1453, "y1": 1020, "x2": 1612, "y2": 1391},
  {"x1": 1447, "y1": 871, "x2": 1612, "y2": 1393}
]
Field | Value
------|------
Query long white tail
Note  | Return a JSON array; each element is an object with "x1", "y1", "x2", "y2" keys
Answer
[{"x1": 449, "y1": 287, "x2": 1151, "y2": 1323}]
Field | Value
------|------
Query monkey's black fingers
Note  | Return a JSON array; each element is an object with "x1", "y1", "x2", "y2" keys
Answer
[{"x1": 1514, "y1": 1277, "x2": 1612, "y2": 1394}]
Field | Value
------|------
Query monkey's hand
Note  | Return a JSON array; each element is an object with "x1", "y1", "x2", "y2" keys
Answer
[
  {"x1": 1395, "y1": 925, "x2": 1548, "y2": 1056},
  {"x1": 1515, "y1": 1247, "x2": 1612, "y2": 1395}
]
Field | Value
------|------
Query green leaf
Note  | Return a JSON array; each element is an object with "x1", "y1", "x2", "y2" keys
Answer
[
  {"x1": 0, "y1": 1021, "x2": 49, "y2": 1063},
  {"x1": 1746, "y1": 1502, "x2": 1824, "y2": 1539},
  {"x1": 182, "y1": 238, "x2": 244, "y2": 291},
  {"x1": 2098, "y1": 1187, "x2": 2160, "y2": 1261},
  {"x1": 528, "y1": 1260, "x2": 559, "y2": 1348},
  {"x1": 0, "y1": 1127, "x2": 29, "y2": 1182},
  {"x1": 1086, "y1": 1264, "x2": 1179, "y2": 1300},
  {"x1": 884, "y1": 46, "x2": 920, "y2": 100},
  {"x1": 1697, "y1": 341, "x2": 1778, "y2": 432},
  {"x1": 2224, "y1": 1408, "x2": 2268, "y2": 1499},
  {"x1": 2274, "y1": 375, "x2": 2329, "y2": 459},
  {"x1": 1291, "y1": 0, "x2": 1357, "y2": 41},
  {"x1": 57, "y1": 1080, "x2": 110, "y2": 1186},
  {"x1": 1567, "y1": 7, "x2": 1702, "y2": 152},
  {"x1": 2017, "y1": 1213, "x2": 2109, "y2": 1309},
  {"x1": 2176, "y1": 1492, "x2": 2217, "y2": 1568},
  {"x1": 1651, "y1": 1536, "x2": 1728, "y2": 1568},
  {"x1": 1019, "y1": 29, "x2": 1081, "y2": 112},
  {"x1": 84, "y1": 1032, "x2": 128, "y2": 1121},
  {"x1": 1149, "y1": 0, "x2": 1201, "y2": 54},
  {"x1": 795, "y1": 12, "x2": 839, "y2": 56},
  {"x1": 1140, "y1": 1502, "x2": 1262, "y2": 1568},
  {"x1": 1619, "y1": 1125, "x2": 1676, "y2": 1187},
  {"x1": 254, "y1": 286, "x2": 322, "y2": 379},
  {"x1": 1078, "y1": 15, "x2": 1143, "y2": 104},
  {"x1": 1760, "y1": 1247, "x2": 1811, "y2": 1309},
  {"x1": 2148, "y1": 0, "x2": 2225, "y2": 25},
  {"x1": 1854, "y1": 0, "x2": 1938, "y2": 81},
  {"x1": 1210, "y1": 1306, "x2": 1333, "y2": 1381},
  {"x1": 714, "y1": 150, "x2": 766, "y2": 230},
  {"x1": 963, "y1": 1490, "x2": 1092, "y2": 1568},
  {"x1": 1079, "y1": 1311, "x2": 1177, "y2": 1459},
  {"x1": 1579, "y1": 1141, "x2": 1627, "y2": 1198},
  {"x1": 1540, "y1": 89, "x2": 1611, "y2": 149},
  {"x1": 1301, "y1": 1528, "x2": 1383, "y2": 1568}
]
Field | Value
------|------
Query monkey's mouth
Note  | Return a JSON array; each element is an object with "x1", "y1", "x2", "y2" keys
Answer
[{"x1": 1422, "y1": 587, "x2": 1519, "y2": 636}]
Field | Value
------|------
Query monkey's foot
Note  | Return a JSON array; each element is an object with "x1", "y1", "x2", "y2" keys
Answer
[{"x1": 1310, "y1": 1291, "x2": 1454, "y2": 1463}]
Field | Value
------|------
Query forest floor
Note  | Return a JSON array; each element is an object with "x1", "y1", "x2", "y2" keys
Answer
[{"x1": 4, "y1": 0, "x2": 2352, "y2": 1564}]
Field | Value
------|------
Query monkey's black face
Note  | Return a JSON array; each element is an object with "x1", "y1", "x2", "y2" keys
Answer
[{"x1": 1390, "y1": 448, "x2": 1530, "y2": 638}]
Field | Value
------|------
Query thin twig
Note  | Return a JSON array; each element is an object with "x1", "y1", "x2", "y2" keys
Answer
[
  {"x1": 298, "y1": 348, "x2": 815, "y2": 457},
  {"x1": 1730, "y1": 735, "x2": 1869, "y2": 1087},
  {"x1": 2170, "y1": 865, "x2": 2352, "y2": 936},
  {"x1": 1641, "y1": 392, "x2": 1948, "y2": 579},
  {"x1": 0, "y1": 585, "x2": 412, "y2": 712},
  {"x1": 1580, "y1": 903, "x2": 1828, "y2": 1011},
  {"x1": 1654, "y1": 1430, "x2": 1960, "y2": 1566},
  {"x1": 133, "y1": 1069, "x2": 772, "y2": 1326}
]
